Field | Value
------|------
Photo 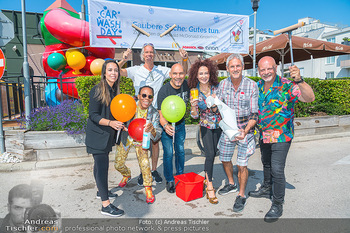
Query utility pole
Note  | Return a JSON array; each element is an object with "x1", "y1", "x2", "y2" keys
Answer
[
  {"x1": 22, "y1": 0, "x2": 31, "y2": 128},
  {"x1": 81, "y1": 0, "x2": 86, "y2": 20},
  {"x1": 251, "y1": 0, "x2": 260, "y2": 77}
]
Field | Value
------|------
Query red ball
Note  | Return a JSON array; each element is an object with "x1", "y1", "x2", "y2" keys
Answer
[{"x1": 128, "y1": 118, "x2": 146, "y2": 142}]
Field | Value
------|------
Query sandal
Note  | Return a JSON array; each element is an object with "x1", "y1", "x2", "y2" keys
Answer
[{"x1": 206, "y1": 188, "x2": 218, "y2": 204}]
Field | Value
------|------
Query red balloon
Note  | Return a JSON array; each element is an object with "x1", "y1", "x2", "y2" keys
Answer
[
  {"x1": 84, "y1": 55, "x2": 96, "y2": 71},
  {"x1": 128, "y1": 118, "x2": 146, "y2": 142}
]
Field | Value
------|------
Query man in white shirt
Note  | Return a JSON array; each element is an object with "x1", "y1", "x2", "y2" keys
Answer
[{"x1": 118, "y1": 43, "x2": 188, "y2": 186}]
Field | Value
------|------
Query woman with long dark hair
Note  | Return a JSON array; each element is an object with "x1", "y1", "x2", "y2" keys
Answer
[
  {"x1": 188, "y1": 59, "x2": 222, "y2": 204},
  {"x1": 85, "y1": 60, "x2": 125, "y2": 217}
]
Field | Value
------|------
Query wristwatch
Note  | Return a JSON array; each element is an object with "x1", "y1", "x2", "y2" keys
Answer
[
  {"x1": 163, "y1": 123, "x2": 168, "y2": 128},
  {"x1": 294, "y1": 77, "x2": 304, "y2": 84}
]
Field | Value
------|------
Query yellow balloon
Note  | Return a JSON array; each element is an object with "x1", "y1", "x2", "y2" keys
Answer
[
  {"x1": 67, "y1": 51, "x2": 86, "y2": 74},
  {"x1": 90, "y1": 58, "x2": 105, "y2": 75},
  {"x1": 65, "y1": 48, "x2": 80, "y2": 59}
]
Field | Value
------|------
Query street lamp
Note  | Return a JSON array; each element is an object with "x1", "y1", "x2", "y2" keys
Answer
[
  {"x1": 251, "y1": 0, "x2": 260, "y2": 77},
  {"x1": 21, "y1": 0, "x2": 31, "y2": 129},
  {"x1": 81, "y1": 0, "x2": 86, "y2": 20}
]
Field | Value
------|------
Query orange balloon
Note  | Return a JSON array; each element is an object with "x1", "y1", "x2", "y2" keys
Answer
[{"x1": 110, "y1": 94, "x2": 136, "y2": 122}]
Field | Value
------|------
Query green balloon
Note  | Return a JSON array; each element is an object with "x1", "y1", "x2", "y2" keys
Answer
[
  {"x1": 161, "y1": 95, "x2": 186, "y2": 123},
  {"x1": 47, "y1": 53, "x2": 66, "y2": 70}
]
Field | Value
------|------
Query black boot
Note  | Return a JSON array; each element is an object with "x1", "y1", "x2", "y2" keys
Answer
[
  {"x1": 264, "y1": 200, "x2": 283, "y2": 223},
  {"x1": 248, "y1": 184, "x2": 272, "y2": 199}
]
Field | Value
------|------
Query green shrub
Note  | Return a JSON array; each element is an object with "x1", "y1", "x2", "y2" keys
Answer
[
  {"x1": 75, "y1": 75, "x2": 100, "y2": 115},
  {"x1": 295, "y1": 78, "x2": 350, "y2": 117},
  {"x1": 75, "y1": 76, "x2": 136, "y2": 115},
  {"x1": 247, "y1": 76, "x2": 261, "y2": 82},
  {"x1": 75, "y1": 75, "x2": 350, "y2": 123},
  {"x1": 119, "y1": 76, "x2": 135, "y2": 96}
]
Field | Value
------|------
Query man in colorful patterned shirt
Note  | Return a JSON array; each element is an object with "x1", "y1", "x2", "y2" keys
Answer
[
  {"x1": 114, "y1": 86, "x2": 162, "y2": 204},
  {"x1": 216, "y1": 54, "x2": 259, "y2": 213},
  {"x1": 249, "y1": 56, "x2": 315, "y2": 222}
]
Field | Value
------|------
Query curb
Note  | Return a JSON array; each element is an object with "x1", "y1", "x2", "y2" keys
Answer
[
  {"x1": 293, "y1": 131, "x2": 350, "y2": 142},
  {"x1": 1, "y1": 132, "x2": 349, "y2": 172},
  {"x1": 0, "y1": 147, "x2": 202, "y2": 172}
]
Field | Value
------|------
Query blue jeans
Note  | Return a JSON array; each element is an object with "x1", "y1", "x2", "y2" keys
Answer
[
  {"x1": 259, "y1": 140, "x2": 291, "y2": 203},
  {"x1": 161, "y1": 121, "x2": 186, "y2": 182}
]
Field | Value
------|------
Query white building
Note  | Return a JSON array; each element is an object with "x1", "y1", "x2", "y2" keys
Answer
[
  {"x1": 217, "y1": 18, "x2": 350, "y2": 79},
  {"x1": 290, "y1": 17, "x2": 350, "y2": 79},
  {"x1": 248, "y1": 27, "x2": 275, "y2": 44},
  {"x1": 242, "y1": 28, "x2": 274, "y2": 77},
  {"x1": 242, "y1": 18, "x2": 350, "y2": 79}
]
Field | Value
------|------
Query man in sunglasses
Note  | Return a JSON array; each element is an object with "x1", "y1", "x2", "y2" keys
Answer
[
  {"x1": 114, "y1": 86, "x2": 162, "y2": 204},
  {"x1": 118, "y1": 43, "x2": 188, "y2": 186}
]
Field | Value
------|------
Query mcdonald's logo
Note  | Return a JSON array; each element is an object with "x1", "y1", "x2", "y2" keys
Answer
[{"x1": 172, "y1": 42, "x2": 178, "y2": 48}]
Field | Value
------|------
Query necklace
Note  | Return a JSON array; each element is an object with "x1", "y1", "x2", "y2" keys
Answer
[
  {"x1": 199, "y1": 84, "x2": 210, "y2": 95},
  {"x1": 136, "y1": 107, "x2": 148, "y2": 118}
]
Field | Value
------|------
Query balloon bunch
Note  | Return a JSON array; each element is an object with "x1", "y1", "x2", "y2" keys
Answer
[
  {"x1": 46, "y1": 48, "x2": 108, "y2": 76},
  {"x1": 41, "y1": 7, "x2": 115, "y2": 101},
  {"x1": 125, "y1": 95, "x2": 188, "y2": 142}
]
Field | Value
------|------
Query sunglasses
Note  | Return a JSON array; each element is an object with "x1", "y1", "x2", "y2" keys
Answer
[
  {"x1": 141, "y1": 94, "x2": 153, "y2": 99},
  {"x1": 148, "y1": 71, "x2": 154, "y2": 81},
  {"x1": 143, "y1": 43, "x2": 154, "y2": 48}
]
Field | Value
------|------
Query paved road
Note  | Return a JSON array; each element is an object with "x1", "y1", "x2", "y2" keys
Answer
[{"x1": 0, "y1": 137, "x2": 349, "y2": 232}]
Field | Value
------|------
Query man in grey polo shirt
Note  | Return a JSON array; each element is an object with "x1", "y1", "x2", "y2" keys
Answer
[{"x1": 118, "y1": 44, "x2": 188, "y2": 186}]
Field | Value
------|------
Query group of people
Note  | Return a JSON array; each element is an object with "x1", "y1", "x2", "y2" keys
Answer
[
  {"x1": 84, "y1": 44, "x2": 190, "y2": 217},
  {"x1": 84, "y1": 43, "x2": 315, "y2": 222}
]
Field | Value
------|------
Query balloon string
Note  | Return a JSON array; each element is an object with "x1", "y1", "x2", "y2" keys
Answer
[
  {"x1": 172, "y1": 122, "x2": 175, "y2": 145},
  {"x1": 116, "y1": 130, "x2": 121, "y2": 143}
]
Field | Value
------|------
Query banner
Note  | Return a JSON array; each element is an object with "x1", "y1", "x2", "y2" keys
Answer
[{"x1": 88, "y1": 0, "x2": 249, "y2": 53}]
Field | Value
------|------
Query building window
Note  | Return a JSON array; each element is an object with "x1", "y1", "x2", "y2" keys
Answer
[
  {"x1": 327, "y1": 37, "x2": 335, "y2": 43},
  {"x1": 326, "y1": 55, "x2": 335, "y2": 64},
  {"x1": 326, "y1": 38, "x2": 335, "y2": 64},
  {"x1": 154, "y1": 62, "x2": 164, "y2": 67},
  {"x1": 325, "y1": 72, "x2": 334, "y2": 79},
  {"x1": 154, "y1": 61, "x2": 177, "y2": 68}
]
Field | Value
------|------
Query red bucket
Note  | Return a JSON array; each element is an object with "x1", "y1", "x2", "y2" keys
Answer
[{"x1": 174, "y1": 172, "x2": 205, "y2": 202}]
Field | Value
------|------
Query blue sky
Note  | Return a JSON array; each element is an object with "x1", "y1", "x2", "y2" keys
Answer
[{"x1": 0, "y1": 0, "x2": 349, "y2": 31}]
